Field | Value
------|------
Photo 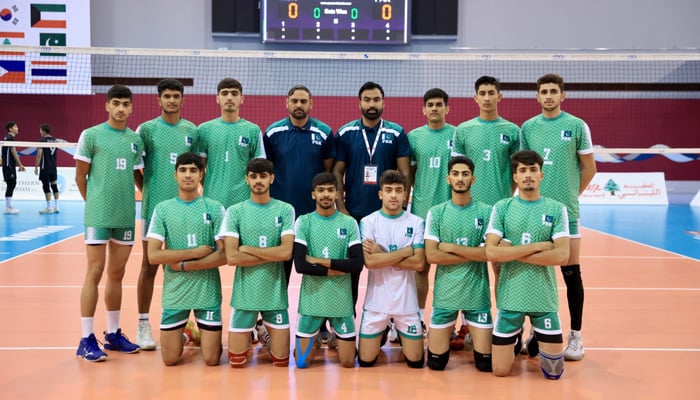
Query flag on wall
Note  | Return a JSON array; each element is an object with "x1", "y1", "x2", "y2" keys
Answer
[
  {"x1": 0, "y1": 59, "x2": 25, "y2": 83},
  {"x1": 30, "y1": 3, "x2": 66, "y2": 28}
]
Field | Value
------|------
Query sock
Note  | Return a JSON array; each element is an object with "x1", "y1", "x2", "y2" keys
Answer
[
  {"x1": 6, "y1": 198, "x2": 11, "y2": 208},
  {"x1": 561, "y1": 264, "x2": 584, "y2": 331},
  {"x1": 106, "y1": 310, "x2": 120, "y2": 334},
  {"x1": 46, "y1": 200, "x2": 51, "y2": 208},
  {"x1": 54, "y1": 199, "x2": 59, "y2": 209},
  {"x1": 81, "y1": 317, "x2": 94, "y2": 338},
  {"x1": 138, "y1": 313, "x2": 149, "y2": 322}
]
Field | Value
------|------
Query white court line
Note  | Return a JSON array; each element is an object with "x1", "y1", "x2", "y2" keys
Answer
[
  {"x1": 583, "y1": 227, "x2": 700, "y2": 262},
  {"x1": 0, "y1": 233, "x2": 83, "y2": 264}
]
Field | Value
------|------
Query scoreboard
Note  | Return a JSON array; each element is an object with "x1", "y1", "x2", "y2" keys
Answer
[{"x1": 262, "y1": 0, "x2": 409, "y2": 44}]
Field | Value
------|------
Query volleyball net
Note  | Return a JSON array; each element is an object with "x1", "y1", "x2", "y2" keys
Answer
[{"x1": 1, "y1": 45, "x2": 699, "y2": 183}]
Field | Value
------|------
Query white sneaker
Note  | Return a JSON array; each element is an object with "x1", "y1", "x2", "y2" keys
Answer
[
  {"x1": 39, "y1": 207, "x2": 54, "y2": 214},
  {"x1": 564, "y1": 331, "x2": 585, "y2": 361},
  {"x1": 256, "y1": 320, "x2": 270, "y2": 348},
  {"x1": 53, "y1": 207, "x2": 60, "y2": 213},
  {"x1": 463, "y1": 332, "x2": 474, "y2": 352},
  {"x1": 388, "y1": 321, "x2": 399, "y2": 343},
  {"x1": 327, "y1": 332, "x2": 338, "y2": 350},
  {"x1": 137, "y1": 320, "x2": 156, "y2": 350},
  {"x1": 4, "y1": 207, "x2": 19, "y2": 214}
]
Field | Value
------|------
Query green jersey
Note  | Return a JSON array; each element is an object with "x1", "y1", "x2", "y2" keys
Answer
[
  {"x1": 407, "y1": 124, "x2": 455, "y2": 219},
  {"x1": 220, "y1": 198, "x2": 295, "y2": 310},
  {"x1": 424, "y1": 199, "x2": 492, "y2": 311},
  {"x1": 197, "y1": 118, "x2": 266, "y2": 208},
  {"x1": 137, "y1": 116, "x2": 198, "y2": 228},
  {"x1": 487, "y1": 196, "x2": 569, "y2": 312},
  {"x1": 147, "y1": 196, "x2": 225, "y2": 309},
  {"x1": 74, "y1": 122, "x2": 144, "y2": 228},
  {"x1": 453, "y1": 117, "x2": 520, "y2": 205},
  {"x1": 294, "y1": 211, "x2": 361, "y2": 317},
  {"x1": 520, "y1": 111, "x2": 594, "y2": 220}
]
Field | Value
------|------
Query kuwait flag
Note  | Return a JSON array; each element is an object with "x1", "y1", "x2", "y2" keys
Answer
[
  {"x1": 0, "y1": 60, "x2": 26, "y2": 83},
  {"x1": 31, "y1": 3, "x2": 66, "y2": 28}
]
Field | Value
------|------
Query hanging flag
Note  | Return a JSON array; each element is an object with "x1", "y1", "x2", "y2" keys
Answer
[{"x1": 30, "y1": 3, "x2": 66, "y2": 28}]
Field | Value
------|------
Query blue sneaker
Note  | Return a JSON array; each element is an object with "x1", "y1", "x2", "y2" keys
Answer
[
  {"x1": 76, "y1": 333, "x2": 107, "y2": 362},
  {"x1": 104, "y1": 329, "x2": 140, "y2": 353}
]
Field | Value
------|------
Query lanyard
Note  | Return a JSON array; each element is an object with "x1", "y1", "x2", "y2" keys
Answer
[{"x1": 361, "y1": 120, "x2": 383, "y2": 164}]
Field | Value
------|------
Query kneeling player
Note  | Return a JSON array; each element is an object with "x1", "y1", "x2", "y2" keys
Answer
[
  {"x1": 293, "y1": 173, "x2": 364, "y2": 368},
  {"x1": 424, "y1": 156, "x2": 494, "y2": 371},
  {"x1": 147, "y1": 152, "x2": 226, "y2": 366}
]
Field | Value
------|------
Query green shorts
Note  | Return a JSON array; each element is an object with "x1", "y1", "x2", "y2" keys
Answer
[
  {"x1": 493, "y1": 309, "x2": 562, "y2": 339},
  {"x1": 161, "y1": 307, "x2": 222, "y2": 330},
  {"x1": 85, "y1": 226, "x2": 135, "y2": 245},
  {"x1": 228, "y1": 308, "x2": 289, "y2": 332},
  {"x1": 296, "y1": 314, "x2": 356, "y2": 339},
  {"x1": 430, "y1": 307, "x2": 493, "y2": 329}
]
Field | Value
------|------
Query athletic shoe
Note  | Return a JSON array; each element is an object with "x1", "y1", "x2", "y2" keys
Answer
[
  {"x1": 320, "y1": 329, "x2": 330, "y2": 345},
  {"x1": 312, "y1": 334, "x2": 323, "y2": 350},
  {"x1": 137, "y1": 320, "x2": 156, "y2": 350},
  {"x1": 103, "y1": 329, "x2": 140, "y2": 353},
  {"x1": 53, "y1": 207, "x2": 60, "y2": 213},
  {"x1": 421, "y1": 321, "x2": 428, "y2": 339},
  {"x1": 449, "y1": 325, "x2": 469, "y2": 351},
  {"x1": 463, "y1": 332, "x2": 474, "y2": 352},
  {"x1": 513, "y1": 331, "x2": 523, "y2": 356},
  {"x1": 564, "y1": 331, "x2": 585, "y2": 361},
  {"x1": 255, "y1": 319, "x2": 270, "y2": 348},
  {"x1": 251, "y1": 318, "x2": 262, "y2": 344},
  {"x1": 183, "y1": 320, "x2": 201, "y2": 347},
  {"x1": 4, "y1": 207, "x2": 19, "y2": 214},
  {"x1": 523, "y1": 330, "x2": 539, "y2": 357},
  {"x1": 76, "y1": 333, "x2": 108, "y2": 362},
  {"x1": 380, "y1": 325, "x2": 389, "y2": 347},
  {"x1": 388, "y1": 321, "x2": 400, "y2": 343},
  {"x1": 38, "y1": 207, "x2": 54, "y2": 214},
  {"x1": 327, "y1": 332, "x2": 338, "y2": 350}
]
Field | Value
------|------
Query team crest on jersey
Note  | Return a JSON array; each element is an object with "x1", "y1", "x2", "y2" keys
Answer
[
  {"x1": 203, "y1": 213, "x2": 212, "y2": 224},
  {"x1": 337, "y1": 228, "x2": 347, "y2": 239},
  {"x1": 239, "y1": 136, "x2": 250, "y2": 147},
  {"x1": 560, "y1": 130, "x2": 573, "y2": 141},
  {"x1": 381, "y1": 133, "x2": 394, "y2": 144},
  {"x1": 542, "y1": 214, "x2": 554, "y2": 227},
  {"x1": 474, "y1": 218, "x2": 484, "y2": 229},
  {"x1": 275, "y1": 216, "x2": 283, "y2": 227},
  {"x1": 185, "y1": 136, "x2": 193, "y2": 146},
  {"x1": 446, "y1": 139, "x2": 454, "y2": 149},
  {"x1": 389, "y1": 244, "x2": 398, "y2": 252},
  {"x1": 500, "y1": 134, "x2": 510, "y2": 144},
  {"x1": 405, "y1": 226, "x2": 414, "y2": 238},
  {"x1": 311, "y1": 133, "x2": 323, "y2": 146},
  {"x1": 131, "y1": 143, "x2": 139, "y2": 153}
]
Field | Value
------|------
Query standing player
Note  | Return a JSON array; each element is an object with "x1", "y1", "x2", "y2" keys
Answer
[
  {"x1": 147, "y1": 152, "x2": 226, "y2": 366},
  {"x1": 407, "y1": 88, "x2": 455, "y2": 333},
  {"x1": 74, "y1": 85, "x2": 144, "y2": 361},
  {"x1": 198, "y1": 78, "x2": 266, "y2": 208},
  {"x1": 134, "y1": 78, "x2": 199, "y2": 351},
  {"x1": 485, "y1": 150, "x2": 570, "y2": 379},
  {"x1": 292, "y1": 172, "x2": 363, "y2": 368},
  {"x1": 220, "y1": 158, "x2": 295, "y2": 368},
  {"x1": 424, "y1": 156, "x2": 493, "y2": 372},
  {"x1": 2, "y1": 121, "x2": 26, "y2": 214},
  {"x1": 264, "y1": 84, "x2": 335, "y2": 286},
  {"x1": 520, "y1": 73, "x2": 597, "y2": 361},
  {"x1": 333, "y1": 81, "x2": 411, "y2": 313},
  {"x1": 34, "y1": 124, "x2": 60, "y2": 214},
  {"x1": 452, "y1": 75, "x2": 520, "y2": 348},
  {"x1": 358, "y1": 170, "x2": 425, "y2": 369}
]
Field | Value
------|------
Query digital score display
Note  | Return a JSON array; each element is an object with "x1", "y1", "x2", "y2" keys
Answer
[{"x1": 262, "y1": 0, "x2": 409, "y2": 44}]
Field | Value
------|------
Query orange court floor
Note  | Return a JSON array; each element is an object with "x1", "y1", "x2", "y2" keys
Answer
[{"x1": 1, "y1": 222, "x2": 699, "y2": 400}]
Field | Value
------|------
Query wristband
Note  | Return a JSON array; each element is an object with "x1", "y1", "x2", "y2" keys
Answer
[{"x1": 180, "y1": 261, "x2": 186, "y2": 272}]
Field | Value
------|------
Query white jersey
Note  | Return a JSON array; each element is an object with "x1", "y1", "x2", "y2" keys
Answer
[{"x1": 359, "y1": 210, "x2": 425, "y2": 315}]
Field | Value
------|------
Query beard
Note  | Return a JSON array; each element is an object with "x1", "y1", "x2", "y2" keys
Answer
[
  {"x1": 451, "y1": 182, "x2": 472, "y2": 194},
  {"x1": 361, "y1": 107, "x2": 383, "y2": 121}
]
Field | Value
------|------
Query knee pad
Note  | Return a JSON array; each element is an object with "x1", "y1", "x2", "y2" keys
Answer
[
  {"x1": 358, "y1": 355, "x2": 378, "y2": 368},
  {"x1": 539, "y1": 349, "x2": 565, "y2": 380},
  {"x1": 405, "y1": 354, "x2": 425, "y2": 369},
  {"x1": 427, "y1": 349, "x2": 449, "y2": 371},
  {"x1": 473, "y1": 350, "x2": 492, "y2": 372},
  {"x1": 270, "y1": 352, "x2": 289, "y2": 367},
  {"x1": 561, "y1": 264, "x2": 582, "y2": 283},
  {"x1": 42, "y1": 181, "x2": 50, "y2": 193},
  {"x1": 228, "y1": 350, "x2": 248, "y2": 368},
  {"x1": 50, "y1": 183, "x2": 59, "y2": 195}
]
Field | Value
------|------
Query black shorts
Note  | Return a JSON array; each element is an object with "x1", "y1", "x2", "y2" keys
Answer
[
  {"x1": 2, "y1": 166, "x2": 16, "y2": 183},
  {"x1": 39, "y1": 170, "x2": 58, "y2": 183}
]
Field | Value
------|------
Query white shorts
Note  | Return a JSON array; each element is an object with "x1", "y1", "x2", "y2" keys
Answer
[{"x1": 359, "y1": 309, "x2": 423, "y2": 340}]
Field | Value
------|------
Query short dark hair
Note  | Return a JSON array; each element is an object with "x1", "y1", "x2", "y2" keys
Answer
[
  {"x1": 6, "y1": 121, "x2": 16, "y2": 131},
  {"x1": 288, "y1": 84, "x2": 311, "y2": 97},
  {"x1": 157, "y1": 78, "x2": 184, "y2": 95},
  {"x1": 423, "y1": 88, "x2": 449, "y2": 105},
  {"x1": 537, "y1": 73, "x2": 565, "y2": 91},
  {"x1": 175, "y1": 152, "x2": 203, "y2": 170},
  {"x1": 311, "y1": 172, "x2": 337, "y2": 190},
  {"x1": 510, "y1": 150, "x2": 544, "y2": 173},
  {"x1": 246, "y1": 158, "x2": 274, "y2": 174},
  {"x1": 475, "y1": 76, "x2": 501, "y2": 92},
  {"x1": 40, "y1": 124, "x2": 51, "y2": 134},
  {"x1": 107, "y1": 85, "x2": 132, "y2": 101},
  {"x1": 379, "y1": 169, "x2": 407, "y2": 190},
  {"x1": 217, "y1": 78, "x2": 243, "y2": 93},
  {"x1": 358, "y1": 81, "x2": 384, "y2": 99},
  {"x1": 448, "y1": 156, "x2": 475, "y2": 174}
]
